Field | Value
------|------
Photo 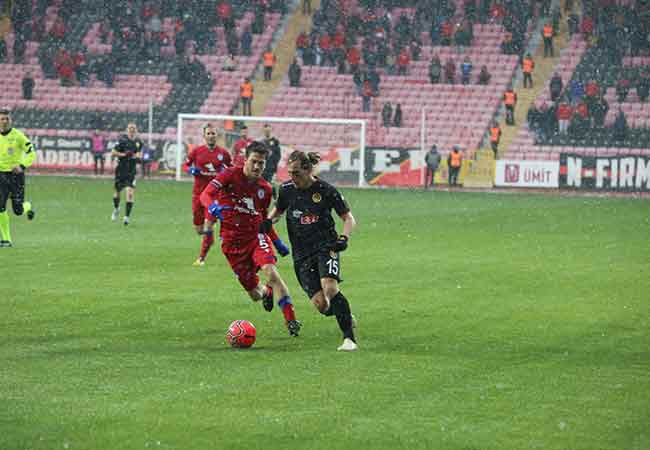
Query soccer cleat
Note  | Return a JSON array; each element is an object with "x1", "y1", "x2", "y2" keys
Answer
[
  {"x1": 337, "y1": 338, "x2": 358, "y2": 352},
  {"x1": 27, "y1": 209, "x2": 35, "y2": 221},
  {"x1": 192, "y1": 258, "x2": 205, "y2": 267},
  {"x1": 262, "y1": 284, "x2": 274, "y2": 312},
  {"x1": 123, "y1": 216, "x2": 130, "y2": 226},
  {"x1": 287, "y1": 319, "x2": 302, "y2": 337},
  {"x1": 111, "y1": 209, "x2": 119, "y2": 221},
  {"x1": 0, "y1": 240, "x2": 12, "y2": 248}
]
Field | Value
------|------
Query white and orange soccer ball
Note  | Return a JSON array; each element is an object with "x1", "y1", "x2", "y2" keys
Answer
[{"x1": 226, "y1": 320, "x2": 256, "y2": 348}]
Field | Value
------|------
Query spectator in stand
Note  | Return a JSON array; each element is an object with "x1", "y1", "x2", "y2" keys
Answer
[
  {"x1": 592, "y1": 96, "x2": 609, "y2": 128},
  {"x1": 22, "y1": 72, "x2": 34, "y2": 100},
  {"x1": 478, "y1": 65, "x2": 491, "y2": 85},
  {"x1": 557, "y1": 101, "x2": 572, "y2": 134},
  {"x1": 382, "y1": 102, "x2": 392, "y2": 128},
  {"x1": 637, "y1": 71, "x2": 650, "y2": 102},
  {"x1": 385, "y1": 50, "x2": 396, "y2": 75},
  {"x1": 393, "y1": 104, "x2": 403, "y2": 128},
  {"x1": 319, "y1": 33, "x2": 331, "y2": 66},
  {"x1": 522, "y1": 53, "x2": 534, "y2": 88},
  {"x1": 55, "y1": 49, "x2": 76, "y2": 87},
  {"x1": 289, "y1": 58, "x2": 301, "y2": 87},
  {"x1": 542, "y1": 22, "x2": 554, "y2": 57},
  {"x1": 445, "y1": 58, "x2": 456, "y2": 84},
  {"x1": 240, "y1": 77, "x2": 254, "y2": 116},
  {"x1": 347, "y1": 46, "x2": 361, "y2": 74},
  {"x1": 397, "y1": 47, "x2": 410, "y2": 76},
  {"x1": 74, "y1": 49, "x2": 90, "y2": 87},
  {"x1": 13, "y1": 32, "x2": 26, "y2": 64},
  {"x1": 568, "y1": 12, "x2": 579, "y2": 36},
  {"x1": 616, "y1": 77, "x2": 630, "y2": 102},
  {"x1": 569, "y1": 78, "x2": 584, "y2": 103},
  {"x1": 352, "y1": 68, "x2": 363, "y2": 95},
  {"x1": 361, "y1": 78, "x2": 372, "y2": 113},
  {"x1": 217, "y1": 0, "x2": 234, "y2": 31},
  {"x1": 302, "y1": 0, "x2": 311, "y2": 15},
  {"x1": 91, "y1": 129, "x2": 107, "y2": 175},
  {"x1": 549, "y1": 72, "x2": 563, "y2": 102},
  {"x1": 410, "y1": 39, "x2": 421, "y2": 61},
  {"x1": 263, "y1": 47, "x2": 275, "y2": 81},
  {"x1": 581, "y1": 15, "x2": 594, "y2": 42},
  {"x1": 222, "y1": 53, "x2": 237, "y2": 71},
  {"x1": 441, "y1": 19, "x2": 453, "y2": 46},
  {"x1": 0, "y1": 38, "x2": 6, "y2": 63},
  {"x1": 585, "y1": 78, "x2": 600, "y2": 107},
  {"x1": 527, "y1": 104, "x2": 542, "y2": 140},
  {"x1": 50, "y1": 16, "x2": 68, "y2": 43},
  {"x1": 367, "y1": 68, "x2": 380, "y2": 96},
  {"x1": 460, "y1": 57, "x2": 473, "y2": 85},
  {"x1": 241, "y1": 27, "x2": 253, "y2": 56},
  {"x1": 501, "y1": 32, "x2": 515, "y2": 55},
  {"x1": 429, "y1": 55, "x2": 441, "y2": 84},
  {"x1": 613, "y1": 109, "x2": 628, "y2": 142}
]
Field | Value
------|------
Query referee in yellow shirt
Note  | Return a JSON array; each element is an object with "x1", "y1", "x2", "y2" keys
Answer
[{"x1": 0, "y1": 108, "x2": 36, "y2": 247}]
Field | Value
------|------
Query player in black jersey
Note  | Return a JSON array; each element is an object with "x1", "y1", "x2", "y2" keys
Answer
[
  {"x1": 263, "y1": 150, "x2": 358, "y2": 351},
  {"x1": 111, "y1": 123, "x2": 143, "y2": 225}
]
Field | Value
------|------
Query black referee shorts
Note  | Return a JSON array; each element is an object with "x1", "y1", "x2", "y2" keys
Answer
[
  {"x1": 294, "y1": 248, "x2": 342, "y2": 299},
  {"x1": 0, "y1": 171, "x2": 26, "y2": 215}
]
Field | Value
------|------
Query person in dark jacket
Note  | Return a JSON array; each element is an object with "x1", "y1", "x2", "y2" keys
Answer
[
  {"x1": 381, "y1": 102, "x2": 392, "y2": 127},
  {"x1": 392, "y1": 104, "x2": 403, "y2": 127},
  {"x1": 288, "y1": 58, "x2": 301, "y2": 87},
  {"x1": 22, "y1": 72, "x2": 35, "y2": 100}
]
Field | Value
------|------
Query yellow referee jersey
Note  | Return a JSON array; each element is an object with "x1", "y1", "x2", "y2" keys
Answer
[{"x1": 0, "y1": 128, "x2": 35, "y2": 172}]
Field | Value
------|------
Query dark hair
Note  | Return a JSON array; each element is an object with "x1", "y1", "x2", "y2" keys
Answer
[
  {"x1": 245, "y1": 140, "x2": 269, "y2": 158},
  {"x1": 203, "y1": 122, "x2": 215, "y2": 134},
  {"x1": 0, "y1": 108, "x2": 11, "y2": 115},
  {"x1": 288, "y1": 150, "x2": 321, "y2": 170}
]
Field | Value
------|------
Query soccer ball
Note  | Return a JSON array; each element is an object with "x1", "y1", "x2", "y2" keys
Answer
[{"x1": 226, "y1": 320, "x2": 256, "y2": 348}]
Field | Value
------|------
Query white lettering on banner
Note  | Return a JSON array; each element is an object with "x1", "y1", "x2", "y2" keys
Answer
[
  {"x1": 373, "y1": 150, "x2": 400, "y2": 172},
  {"x1": 611, "y1": 159, "x2": 619, "y2": 188},
  {"x1": 45, "y1": 150, "x2": 58, "y2": 165},
  {"x1": 636, "y1": 158, "x2": 650, "y2": 189},
  {"x1": 596, "y1": 159, "x2": 609, "y2": 188},
  {"x1": 337, "y1": 149, "x2": 360, "y2": 171},
  {"x1": 567, "y1": 157, "x2": 582, "y2": 187},
  {"x1": 408, "y1": 150, "x2": 425, "y2": 170},
  {"x1": 495, "y1": 160, "x2": 559, "y2": 188},
  {"x1": 620, "y1": 157, "x2": 635, "y2": 188}
]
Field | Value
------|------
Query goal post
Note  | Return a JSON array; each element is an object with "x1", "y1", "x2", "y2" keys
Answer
[{"x1": 176, "y1": 114, "x2": 367, "y2": 187}]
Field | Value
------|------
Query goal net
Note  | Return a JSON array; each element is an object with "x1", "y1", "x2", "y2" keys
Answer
[{"x1": 176, "y1": 114, "x2": 366, "y2": 187}]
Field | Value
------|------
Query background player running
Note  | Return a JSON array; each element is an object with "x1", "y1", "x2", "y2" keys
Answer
[
  {"x1": 182, "y1": 124, "x2": 231, "y2": 266},
  {"x1": 111, "y1": 123, "x2": 143, "y2": 225},
  {"x1": 200, "y1": 141, "x2": 301, "y2": 337},
  {"x1": 264, "y1": 150, "x2": 358, "y2": 351}
]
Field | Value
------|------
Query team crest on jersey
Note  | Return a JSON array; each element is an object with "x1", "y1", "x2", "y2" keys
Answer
[
  {"x1": 218, "y1": 154, "x2": 223, "y2": 161},
  {"x1": 312, "y1": 193, "x2": 322, "y2": 203},
  {"x1": 7, "y1": 147, "x2": 14, "y2": 155},
  {"x1": 257, "y1": 189, "x2": 265, "y2": 199}
]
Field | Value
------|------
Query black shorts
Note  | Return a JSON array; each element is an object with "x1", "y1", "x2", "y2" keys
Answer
[
  {"x1": 114, "y1": 172, "x2": 136, "y2": 191},
  {"x1": 93, "y1": 153, "x2": 105, "y2": 161},
  {"x1": 0, "y1": 171, "x2": 26, "y2": 213},
  {"x1": 293, "y1": 248, "x2": 342, "y2": 299}
]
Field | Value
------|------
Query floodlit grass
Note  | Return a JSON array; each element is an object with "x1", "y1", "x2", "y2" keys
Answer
[{"x1": 1, "y1": 176, "x2": 649, "y2": 450}]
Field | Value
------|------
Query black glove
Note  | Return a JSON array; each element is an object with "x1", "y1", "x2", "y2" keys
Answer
[
  {"x1": 259, "y1": 218, "x2": 273, "y2": 234},
  {"x1": 331, "y1": 235, "x2": 348, "y2": 252}
]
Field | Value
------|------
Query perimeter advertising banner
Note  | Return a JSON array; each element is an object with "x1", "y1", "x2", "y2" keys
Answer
[
  {"x1": 559, "y1": 153, "x2": 650, "y2": 191},
  {"x1": 495, "y1": 160, "x2": 559, "y2": 188}
]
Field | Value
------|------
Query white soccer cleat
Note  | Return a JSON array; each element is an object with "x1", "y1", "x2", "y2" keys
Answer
[
  {"x1": 192, "y1": 258, "x2": 205, "y2": 267},
  {"x1": 337, "y1": 338, "x2": 358, "y2": 352},
  {"x1": 111, "y1": 209, "x2": 119, "y2": 221},
  {"x1": 123, "y1": 216, "x2": 130, "y2": 226}
]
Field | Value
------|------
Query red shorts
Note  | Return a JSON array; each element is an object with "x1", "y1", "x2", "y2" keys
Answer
[
  {"x1": 223, "y1": 234, "x2": 277, "y2": 291},
  {"x1": 192, "y1": 195, "x2": 212, "y2": 226}
]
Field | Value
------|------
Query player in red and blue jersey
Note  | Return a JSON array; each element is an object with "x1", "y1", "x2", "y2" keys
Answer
[
  {"x1": 200, "y1": 141, "x2": 301, "y2": 337},
  {"x1": 183, "y1": 124, "x2": 231, "y2": 266}
]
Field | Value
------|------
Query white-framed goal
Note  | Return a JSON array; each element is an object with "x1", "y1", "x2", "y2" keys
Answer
[{"x1": 176, "y1": 114, "x2": 367, "y2": 187}]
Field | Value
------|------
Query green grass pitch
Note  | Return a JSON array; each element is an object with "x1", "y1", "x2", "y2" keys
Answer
[{"x1": 1, "y1": 176, "x2": 649, "y2": 450}]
